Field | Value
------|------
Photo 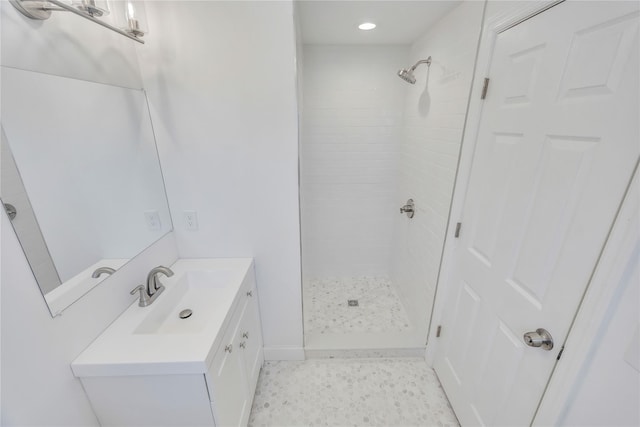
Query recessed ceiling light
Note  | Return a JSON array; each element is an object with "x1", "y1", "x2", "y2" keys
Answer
[{"x1": 358, "y1": 22, "x2": 376, "y2": 31}]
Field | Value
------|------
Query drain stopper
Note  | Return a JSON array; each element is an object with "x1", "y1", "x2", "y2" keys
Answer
[{"x1": 179, "y1": 309, "x2": 193, "y2": 319}]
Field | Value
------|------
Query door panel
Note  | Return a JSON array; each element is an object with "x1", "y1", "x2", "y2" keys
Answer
[
  {"x1": 435, "y1": 2, "x2": 639, "y2": 425},
  {"x1": 468, "y1": 133, "x2": 523, "y2": 265},
  {"x1": 474, "y1": 322, "x2": 525, "y2": 425}
]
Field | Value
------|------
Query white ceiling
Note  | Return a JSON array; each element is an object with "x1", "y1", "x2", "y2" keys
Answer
[{"x1": 297, "y1": 1, "x2": 462, "y2": 45}]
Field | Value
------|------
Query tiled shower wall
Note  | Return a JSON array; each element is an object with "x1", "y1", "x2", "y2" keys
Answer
[
  {"x1": 300, "y1": 45, "x2": 409, "y2": 278},
  {"x1": 390, "y1": 2, "x2": 485, "y2": 337}
]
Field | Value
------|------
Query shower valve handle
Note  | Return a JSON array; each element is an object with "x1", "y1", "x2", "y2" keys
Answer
[{"x1": 400, "y1": 199, "x2": 415, "y2": 218}]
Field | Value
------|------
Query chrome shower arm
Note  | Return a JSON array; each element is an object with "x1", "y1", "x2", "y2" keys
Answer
[{"x1": 409, "y1": 56, "x2": 432, "y2": 72}]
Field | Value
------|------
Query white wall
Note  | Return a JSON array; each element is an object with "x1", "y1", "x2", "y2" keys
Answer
[
  {"x1": 294, "y1": 1, "x2": 304, "y2": 177},
  {"x1": 0, "y1": 2, "x2": 179, "y2": 425},
  {"x1": 137, "y1": 1, "x2": 303, "y2": 357},
  {"x1": 300, "y1": 45, "x2": 408, "y2": 278},
  {"x1": 390, "y1": 1, "x2": 484, "y2": 339}
]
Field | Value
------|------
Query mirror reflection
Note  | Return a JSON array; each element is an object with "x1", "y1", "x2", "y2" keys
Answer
[{"x1": 1, "y1": 66, "x2": 172, "y2": 316}]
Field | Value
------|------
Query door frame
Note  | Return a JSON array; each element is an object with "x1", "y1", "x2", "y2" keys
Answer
[{"x1": 427, "y1": 0, "x2": 639, "y2": 424}]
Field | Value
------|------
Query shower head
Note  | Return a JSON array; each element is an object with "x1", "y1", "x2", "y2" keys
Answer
[
  {"x1": 397, "y1": 69, "x2": 417, "y2": 84},
  {"x1": 397, "y1": 56, "x2": 432, "y2": 84}
]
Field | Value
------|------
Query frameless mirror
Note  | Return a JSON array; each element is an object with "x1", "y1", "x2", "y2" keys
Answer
[{"x1": 1, "y1": 66, "x2": 173, "y2": 316}]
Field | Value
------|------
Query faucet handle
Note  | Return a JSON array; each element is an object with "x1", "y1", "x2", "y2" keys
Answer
[{"x1": 130, "y1": 285, "x2": 151, "y2": 307}]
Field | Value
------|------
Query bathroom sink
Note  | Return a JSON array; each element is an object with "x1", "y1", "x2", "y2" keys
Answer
[
  {"x1": 71, "y1": 258, "x2": 254, "y2": 377},
  {"x1": 134, "y1": 269, "x2": 236, "y2": 335}
]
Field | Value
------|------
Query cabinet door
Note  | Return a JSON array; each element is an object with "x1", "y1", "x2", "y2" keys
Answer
[
  {"x1": 239, "y1": 286, "x2": 264, "y2": 393},
  {"x1": 208, "y1": 303, "x2": 249, "y2": 427}
]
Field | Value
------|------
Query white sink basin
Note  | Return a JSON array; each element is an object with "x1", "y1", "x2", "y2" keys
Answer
[
  {"x1": 71, "y1": 258, "x2": 254, "y2": 377},
  {"x1": 135, "y1": 270, "x2": 237, "y2": 335}
]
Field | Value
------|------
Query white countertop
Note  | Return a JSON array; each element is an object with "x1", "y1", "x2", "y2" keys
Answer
[{"x1": 71, "y1": 258, "x2": 254, "y2": 377}]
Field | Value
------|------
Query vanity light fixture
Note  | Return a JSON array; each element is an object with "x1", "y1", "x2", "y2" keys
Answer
[
  {"x1": 9, "y1": 0, "x2": 146, "y2": 44},
  {"x1": 71, "y1": 0, "x2": 109, "y2": 17},
  {"x1": 118, "y1": 0, "x2": 149, "y2": 38},
  {"x1": 358, "y1": 22, "x2": 377, "y2": 30}
]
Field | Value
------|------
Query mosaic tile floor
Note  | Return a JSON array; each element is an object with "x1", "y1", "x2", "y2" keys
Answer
[
  {"x1": 304, "y1": 277, "x2": 412, "y2": 335},
  {"x1": 248, "y1": 358, "x2": 459, "y2": 427}
]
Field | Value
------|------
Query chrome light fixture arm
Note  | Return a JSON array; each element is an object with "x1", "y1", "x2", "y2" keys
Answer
[{"x1": 9, "y1": 0, "x2": 145, "y2": 44}]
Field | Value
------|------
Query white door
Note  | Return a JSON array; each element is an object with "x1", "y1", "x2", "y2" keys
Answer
[{"x1": 434, "y1": 2, "x2": 640, "y2": 426}]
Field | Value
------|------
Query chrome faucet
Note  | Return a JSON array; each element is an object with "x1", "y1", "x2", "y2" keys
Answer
[
  {"x1": 91, "y1": 266, "x2": 116, "y2": 278},
  {"x1": 147, "y1": 266, "x2": 174, "y2": 295},
  {"x1": 130, "y1": 265, "x2": 174, "y2": 307}
]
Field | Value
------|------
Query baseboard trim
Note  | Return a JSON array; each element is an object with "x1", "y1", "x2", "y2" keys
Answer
[
  {"x1": 263, "y1": 346, "x2": 305, "y2": 361},
  {"x1": 305, "y1": 347, "x2": 426, "y2": 359}
]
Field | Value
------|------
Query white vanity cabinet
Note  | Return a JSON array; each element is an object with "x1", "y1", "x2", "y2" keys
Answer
[
  {"x1": 72, "y1": 258, "x2": 264, "y2": 427},
  {"x1": 206, "y1": 279, "x2": 264, "y2": 426}
]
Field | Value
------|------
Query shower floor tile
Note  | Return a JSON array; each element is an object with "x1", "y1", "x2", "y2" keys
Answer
[
  {"x1": 248, "y1": 358, "x2": 459, "y2": 427},
  {"x1": 304, "y1": 277, "x2": 411, "y2": 335}
]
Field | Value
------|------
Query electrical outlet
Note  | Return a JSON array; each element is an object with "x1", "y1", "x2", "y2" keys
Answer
[
  {"x1": 144, "y1": 210, "x2": 161, "y2": 231},
  {"x1": 184, "y1": 211, "x2": 198, "y2": 231}
]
